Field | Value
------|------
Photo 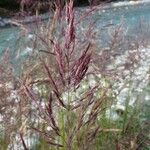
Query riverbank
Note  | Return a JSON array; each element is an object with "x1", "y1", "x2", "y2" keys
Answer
[{"x1": 0, "y1": 7, "x2": 14, "y2": 18}]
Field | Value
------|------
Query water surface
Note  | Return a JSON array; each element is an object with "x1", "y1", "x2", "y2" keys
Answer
[{"x1": 0, "y1": 2, "x2": 150, "y2": 58}]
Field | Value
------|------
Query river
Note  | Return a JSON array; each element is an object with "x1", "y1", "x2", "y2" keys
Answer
[{"x1": 0, "y1": 1, "x2": 150, "y2": 59}]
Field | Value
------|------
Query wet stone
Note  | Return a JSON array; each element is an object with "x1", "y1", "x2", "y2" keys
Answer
[{"x1": 0, "y1": 21, "x2": 6, "y2": 27}]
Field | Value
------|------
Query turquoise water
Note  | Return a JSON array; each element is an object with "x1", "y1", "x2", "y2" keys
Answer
[
  {"x1": 0, "y1": 27, "x2": 18, "y2": 54},
  {"x1": 96, "y1": 3, "x2": 150, "y2": 27},
  {"x1": 0, "y1": 2, "x2": 150, "y2": 57},
  {"x1": 90, "y1": 3, "x2": 150, "y2": 47}
]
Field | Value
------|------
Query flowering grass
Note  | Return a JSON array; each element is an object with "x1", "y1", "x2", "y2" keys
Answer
[{"x1": 0, "y1": 1, "x2": 150, "y2": 150}]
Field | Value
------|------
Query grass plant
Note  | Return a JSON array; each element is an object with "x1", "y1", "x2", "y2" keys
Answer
[{"x1": 0, "y1": 0, "x2": 150, "y2": 150}]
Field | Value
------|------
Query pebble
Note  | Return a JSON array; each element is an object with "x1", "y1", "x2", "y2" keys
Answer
[
  {"x1": 0, "y1": 18, "x2": 10, "y2": 27},
  {"x1": 0, "y1": 21, "x2": 5, "y2": 27}
]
